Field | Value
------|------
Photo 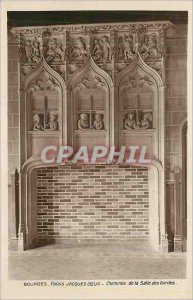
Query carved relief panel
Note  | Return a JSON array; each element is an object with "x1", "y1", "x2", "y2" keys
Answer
[
  {"x1": 68, "y1": 61, "x2": 111, "y2": 152},
  {"x1": 24, "y1": 64, "x2": 63, "y2": 158},
  {"x1": 120, "y1": 71, "x2": 155, "y2": 131},
  {"x1": 118, "y1": 59, "x2": 160, "y2": 158}
]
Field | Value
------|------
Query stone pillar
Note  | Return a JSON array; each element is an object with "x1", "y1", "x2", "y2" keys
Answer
[
  {"x1": 9, "y1": 169, "x2": 19, "y2": 250},
  {"x1": 17, "y1": 171, "x2": 25, "y2": 251},
  {"x1": 173, "y1": 166, "x2": 183, "y2": 252}
]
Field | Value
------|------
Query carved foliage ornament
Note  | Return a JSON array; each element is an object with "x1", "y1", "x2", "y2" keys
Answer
[
  {"x1": 10, "y1": 22, "x2": 170, "y2": 36},
  {"x1": 120, "y1": 72, "x2": 154, "y2": 91},
  {"x1": 74, "y1": 69, "x2": 107, "y2": 91},
  {"x1": 28, "y1": 70, "x2": 60, "y2": 93}
]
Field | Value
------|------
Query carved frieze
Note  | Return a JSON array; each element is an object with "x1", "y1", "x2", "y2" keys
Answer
[
  {"x1": 10, "y1": 22, "x2": 170, "y2": 37},
  {"x1": 18, "y1": 35, "x2": 42, "y2": 64},
  {"x1": 91, "y1": 34, "x2": 111, "y2": 62},
  {"x1": 68, "y1": 34, "x2": 88, "y2": 61},
  {"x1": 11, "y1": 22, "x2": 171, "y2": 83},
  {"x1": 42, "y1": 32, "x2": 65, "y2": 63},
  {"x1": 116, "y1": 33, "x2": 137, "y2": 62}
]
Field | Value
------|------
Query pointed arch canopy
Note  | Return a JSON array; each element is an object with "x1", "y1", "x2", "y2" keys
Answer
[
  {"x1": 67, "y1": 56, "x2": 113, "y2": 90},
  {"x1": 116, "y1": 53, "x2": 164, "y2": 89},
  {"x1": 20, "y1": 57, "x2": 66, "y2": 92}
]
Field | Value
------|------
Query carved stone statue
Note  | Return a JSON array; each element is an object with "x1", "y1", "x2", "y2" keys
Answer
[
  {"x1": 45, "y1": 113, "x2": 59, "y2": 131},
  {"x1": 78, "y1": 113, "x2": 90, "y2": 130},
  {"x1": 100, "y1": 36, "x2": 111, "y2": 61},
  {"x1": 140, "y1": 33, "x2": 159, "y2": 59},
  {"x1": 32, "y1": 114, "x2": 44, "y2": 131},
  {"x1": 92, "y1": 39, "x2": 102, "y2": 61},
  {"x1": 92, "y1": 36, "x2": 110, "y2": 62},
  {"x1": 32, "y1": 38, "x2": 41, "y2": 62},
  {"x1": 141, "y1": 112, "x2": 153, "y2": 129},
  {"x1": 124, "y1": 112, "x2": 140, "y2": 130},
  {"x1": 44, "y1": 38, "x2": 64, "y2": 62},
  {"x1": 24, "y1": 40, "x2": 33, "y2": 62},
  {"x1": 71, "y1": 37, "x2": 87, "y2": 60},
  {"x1": 92, "y1": 114, "x2": 104, "y2": 130},
  {"x1": 19, "y1": 37, "x2": 41, "y2": 64},
  {"x1": 117, "y1": 35, "x2": 135, "y2": 61}
]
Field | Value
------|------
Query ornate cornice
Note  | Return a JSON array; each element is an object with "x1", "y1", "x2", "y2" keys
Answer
[{"x1": 9, "y1": 21, "x2": 172, "y2": 37}]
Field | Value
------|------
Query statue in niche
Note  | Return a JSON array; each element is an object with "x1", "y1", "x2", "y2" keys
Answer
[
  {"x1": 45, "y1": 113, "x2": 59, "y2": 131},
  {"x1": 124, "y1": 112, "x2": 140, "y2": 130},
  {"x1": 141, "y1": 112, "x2": 153, "y2": 129},
  {"x1": 92, "y1": 114, "x2": 104, "y2": 130},
  {"x1": 78, "y1": 113, "x2": 90, "y2": 130},
  {"x1": 32, "y1": 114, "x2": 44, "y2": 131},
  {"x1": 140, "y1": 33, "x2": 159, "y2": 59},
  {"x1": 117, "y1": 35, "x2": 135, "y2": 61},
  {"x1": 44, "y1": 38, "x2": 64, "y2": 62},
  {"x1": 71, "y1": 37, "x2": 87, "y2": 60}
]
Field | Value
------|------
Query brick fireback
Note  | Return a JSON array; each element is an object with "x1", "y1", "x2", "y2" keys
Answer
[{"x1": 36, "y1": 165, "x2": 149, "y2": 243}]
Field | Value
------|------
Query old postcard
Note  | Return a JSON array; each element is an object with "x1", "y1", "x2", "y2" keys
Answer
[{"x1": 0, "y1": 1, "x2": 192, "y2": 299}]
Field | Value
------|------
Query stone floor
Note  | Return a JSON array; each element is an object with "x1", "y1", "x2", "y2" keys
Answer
[{"x1": 9, "y1": 243, "x2": 186, "y2": 280}]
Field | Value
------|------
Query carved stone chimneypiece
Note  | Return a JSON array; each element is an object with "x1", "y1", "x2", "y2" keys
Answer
[{"x1": 9, "y1": 21, "x2": 172, "y2": 251}]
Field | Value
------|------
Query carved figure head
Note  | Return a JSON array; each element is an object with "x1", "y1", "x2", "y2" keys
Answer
[
  {"x1": 33, "y1": 114, "x2": 41, "y2": 124},
  {"x1": 80, "y1": 113, "x2": 88, "y2": 120},
  {"x1": 25, "y1": 40, "x2": 31, "y2": 46},
  {"x1": 50, "y1": 113, "x2": 58, "y2": 122},
  {"x1": 95, "y1": 114, "x2": 102, "y2": 121},
  {"x1": 127, "y1": 112, "x2": 135, "y2": 120},
  {"x1": 143, "y1": 112, "x2": 152, "y2": 121}
]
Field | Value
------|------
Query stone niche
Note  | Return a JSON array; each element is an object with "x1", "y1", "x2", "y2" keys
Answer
[
  {"x1": 67, "y1": 59, "x2": 112, "y2": 152},
  {"x1": 9, "y1": 21, "x2": 171, "y2": 252},
  {"x1": 117, "y1": 57, "x2": 162, "y2": 159}
]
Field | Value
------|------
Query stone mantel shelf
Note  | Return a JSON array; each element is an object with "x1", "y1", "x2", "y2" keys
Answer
[
  {"x1": 28, "y1": 131, "x2": 61, "y2": 136},
  {"x1": 121, "y1": 129, "x2": 155, "y2": 134},
  {"x1": 74, "y1": 130, "x2": 107, "y2": 134}
]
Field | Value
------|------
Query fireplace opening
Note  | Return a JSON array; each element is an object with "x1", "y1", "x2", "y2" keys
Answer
[{"x1": 35, "y1": 164, "x2": 150, "y2": 245}]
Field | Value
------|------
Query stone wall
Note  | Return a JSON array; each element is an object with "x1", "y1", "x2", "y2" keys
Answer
[
  {"x1": 165, "y1": 24, "x2": 187, "y2": 246},
  {"x1": 37, "y1": 165, "x2": 149, "y2": 242},
  {"x1": 8, "y1": 42, "x2": 20, "y2": 183}
]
